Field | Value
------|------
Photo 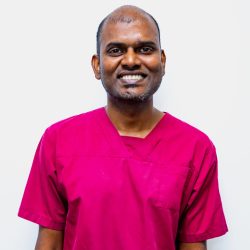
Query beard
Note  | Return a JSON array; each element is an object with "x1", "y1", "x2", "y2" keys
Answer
[{"x1": 101, "y1": 80, "x2": 162, "y2": 104}]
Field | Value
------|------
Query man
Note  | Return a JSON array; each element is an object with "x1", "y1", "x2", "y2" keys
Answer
[{"x1": 18, "y1": 5, "x2": 228, "y2": 250}]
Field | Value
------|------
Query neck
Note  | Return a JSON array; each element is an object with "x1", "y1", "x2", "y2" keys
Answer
[{"x1": 105, "y1": 96, "x2": 164, "y2": 138}]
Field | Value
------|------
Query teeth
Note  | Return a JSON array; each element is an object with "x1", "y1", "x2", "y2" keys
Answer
[{"x1": 121, "y1": 75, "x2": 143, "y2": 80}]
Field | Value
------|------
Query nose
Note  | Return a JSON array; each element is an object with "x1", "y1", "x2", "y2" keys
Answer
[{"x1": 121, "y1": 47, "x2": 141, "y2": 69}]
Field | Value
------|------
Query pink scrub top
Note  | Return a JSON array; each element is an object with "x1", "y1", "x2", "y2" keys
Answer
[{"x1": 18, "y1": 107, "x2": 228, "y2": 250}]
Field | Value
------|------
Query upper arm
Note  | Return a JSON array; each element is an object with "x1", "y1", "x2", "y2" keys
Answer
[
  {"x1": 177, "y1": 241, "x2": 207, "y2": 250},
  {"x1": 177, "y1": 143, "x2": 228, "y2": 242},
  {"x1": 35, "y1": 226, "x2": 64, "y2": 250}
]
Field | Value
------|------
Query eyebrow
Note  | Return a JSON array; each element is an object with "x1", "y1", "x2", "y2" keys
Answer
[{"x1": 105, "y1": 41, "x2": 158, "y2": 50}]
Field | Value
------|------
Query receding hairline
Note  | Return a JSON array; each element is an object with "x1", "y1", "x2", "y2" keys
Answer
[
  {"x1": 105, "y1": 6, "x2": 155, "y2": 24},
  {"x1": 96, "y1": 5, "x2": 161, "y2": 55}
]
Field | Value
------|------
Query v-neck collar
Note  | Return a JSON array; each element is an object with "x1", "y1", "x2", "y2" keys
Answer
[{"x1": 95, "y1": 107, "x2": 168, "y2": 160}]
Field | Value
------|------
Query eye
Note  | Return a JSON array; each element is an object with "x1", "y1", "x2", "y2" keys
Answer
[
  {"x1": 107, "y1": 47, "x2": 123, "y2": 56},
  {"x1": 139, "y1": 46, "x2": 154, "y2": 54}
]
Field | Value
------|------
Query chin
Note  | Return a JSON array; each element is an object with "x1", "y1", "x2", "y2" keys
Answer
[{"x1": 113, "y1": 92, "x2": 152, "y2": 103}]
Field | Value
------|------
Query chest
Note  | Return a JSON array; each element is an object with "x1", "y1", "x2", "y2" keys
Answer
[{"x1": 57, "y1": 154, "x2": 191, "y2": 213}]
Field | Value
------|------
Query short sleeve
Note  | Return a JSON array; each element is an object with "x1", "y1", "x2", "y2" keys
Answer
[
  {"x1": 177, "y1": 143, "x2": 228, "y2": 242},
  {"x1": 18, "y1": 128, "x2": 66, "y2": 230}
]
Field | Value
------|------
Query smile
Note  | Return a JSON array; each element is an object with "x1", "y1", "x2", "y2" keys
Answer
[
  {"x1": 121, "y1": 75, "x2": 144, "y2": 80},
  {"x1": 118, "y1": 73, "x2": 147, "y2": 84}
]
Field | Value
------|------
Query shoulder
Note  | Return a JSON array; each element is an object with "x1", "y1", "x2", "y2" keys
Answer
[
  {"x1": 45, "y1": 107, "x2": 103, "y2": 134},
  {"x1": 164, "y1": 112, "x2": 216, "y2": 152},
  {"x1": 41, "y1": 107, "x2": 104, "y2": 144},
  {"x1": 38, "y1": 107, "x2": 104, "y2": 156}
]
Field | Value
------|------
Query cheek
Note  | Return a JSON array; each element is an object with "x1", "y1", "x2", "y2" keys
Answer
[
  {"x1": 143, "y1": 57, "x2": 164, "y2": 73},
  {"x1": 101, "y1": 58, "x2": 120, "y2": 75}
]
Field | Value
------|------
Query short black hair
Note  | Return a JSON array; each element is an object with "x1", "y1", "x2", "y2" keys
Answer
[{"x1": 96, "y1": 9, "x2": 161, "y2": 57}]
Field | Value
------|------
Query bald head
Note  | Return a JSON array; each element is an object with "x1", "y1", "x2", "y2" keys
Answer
[{"x1": 96, "y1": 5, "x2": 161, "y2": 56}]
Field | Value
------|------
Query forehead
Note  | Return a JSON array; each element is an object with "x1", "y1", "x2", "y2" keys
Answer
[{"x1": 100, "y1": 18, "x2": 159, "y2": 48}]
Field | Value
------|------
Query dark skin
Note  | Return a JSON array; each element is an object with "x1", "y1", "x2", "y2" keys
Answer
[
  {"x1": 35, "y1": 226, "x2": 63, "y2": 250},
  {"x1": 35, "y1": 6, "x2": 206, "y2": 250},
  {"x1": 92, "y1": 12, "x2": 166, "y2": 138}
]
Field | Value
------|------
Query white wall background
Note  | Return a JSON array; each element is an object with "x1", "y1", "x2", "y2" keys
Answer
[{"x1": 0, "y1": 0, "x2": 249, "y2": 249}]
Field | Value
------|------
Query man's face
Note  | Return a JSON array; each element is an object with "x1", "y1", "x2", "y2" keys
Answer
[{"x1": 92, "y1": 17, "x2": 166, "y2": 102}]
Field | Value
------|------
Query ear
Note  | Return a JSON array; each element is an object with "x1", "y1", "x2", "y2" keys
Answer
[
  {"x1": 161, "y1": 49, "x2": 166, "y2": 76},
  {"x1": 91, "y1": 54, "x2": 101, "y2": 80}
]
